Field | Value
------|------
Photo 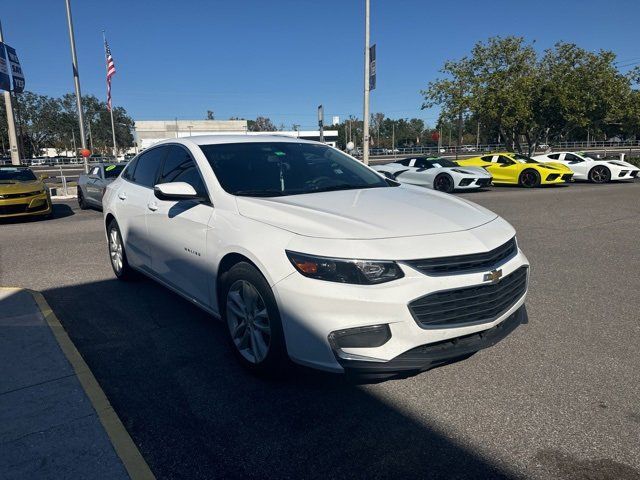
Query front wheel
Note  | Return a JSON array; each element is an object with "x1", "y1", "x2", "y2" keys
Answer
[
  {"x1": 222, "y1": 262, "x2": 288, "y2": 375},
  {"x1": 433, "y1": 173, "x2": 454, "y2": 193},
  {"x1": 589, "y1": 165, "x2": 611, "y2": 183},
  {"x1": 518, "y1": 169, "x2": 541, "y2": 188}
]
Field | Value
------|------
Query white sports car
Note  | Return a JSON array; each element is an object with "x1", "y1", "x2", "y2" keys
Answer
[
  {"x1": 373, "y1": 157, "x2": 492, "y2": 192},
  {"x1": 533, "y1": 151, "x2": 639, "y2": 183}
]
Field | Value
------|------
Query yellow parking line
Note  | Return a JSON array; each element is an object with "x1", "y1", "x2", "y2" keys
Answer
[{"x1": 1, "y1": 287, "x2": 155, "y2": 480}]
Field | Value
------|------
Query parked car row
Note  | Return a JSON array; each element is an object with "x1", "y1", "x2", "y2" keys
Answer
[{"x1": 372, "y1": 151, "x2": 639, "y2": 192}]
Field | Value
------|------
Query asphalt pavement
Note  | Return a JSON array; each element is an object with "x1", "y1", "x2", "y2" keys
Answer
[{"x1": 0, "y1": 181, "x2": 639, "y2": 479}]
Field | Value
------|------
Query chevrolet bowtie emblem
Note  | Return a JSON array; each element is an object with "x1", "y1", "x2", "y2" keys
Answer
[{"x1": 483, "y1": 269, "x2": 503, "y2": 283}]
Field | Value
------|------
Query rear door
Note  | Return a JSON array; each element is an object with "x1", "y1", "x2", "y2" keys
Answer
[
  {"x1": 85, "y1": 166, "x2": 103, "y2": 205},
  {"x1": 114, "y1": 147, "x2": 167, "y2": 270},
  {"x1": 146, "y1": 144, "x2": 214, "y2": 306}
]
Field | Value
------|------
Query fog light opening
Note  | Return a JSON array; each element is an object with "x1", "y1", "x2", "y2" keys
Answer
[{"x1": 328, "y1": 324, "x2": 391, "y2": 350}]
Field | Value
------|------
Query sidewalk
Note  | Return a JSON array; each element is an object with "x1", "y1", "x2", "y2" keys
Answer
[{"x1": 0, "y1": 288, "x2": 154, "y2": 480}]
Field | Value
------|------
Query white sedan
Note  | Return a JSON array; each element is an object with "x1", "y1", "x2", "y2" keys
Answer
[
  {"x1": 103, "y1": 136, "x2": 528, "y2": 377},
  {"x1": 373, "y1": 157, "x2": 492, "y2": 192},
  {"x1": 533, "y1": 151, "x2": 639, "y2": 183}
]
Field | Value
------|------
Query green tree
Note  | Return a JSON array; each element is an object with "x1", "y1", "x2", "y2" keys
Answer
[
  {"x1": 248, "y1": 116, "x2": 277, "y2": 132},
  {"x1": 422, "y1": 36, "x2": 640, "y2": 154}
]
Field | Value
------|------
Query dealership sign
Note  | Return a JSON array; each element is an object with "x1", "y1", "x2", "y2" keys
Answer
[{"x1": 0, "y1": 42, "x2": 25, "y2": 92}]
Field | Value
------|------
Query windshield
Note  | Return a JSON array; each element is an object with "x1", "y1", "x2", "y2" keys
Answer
[
  {"x1": 425, "y1": 158, "x2": 457, "y2": 168},
  {"x1": 512, "y1": 154, "x2": 538, "y2": 164},
  {"x1": 104, "y1": 164, "x2": 126, "y2": 178},
  {"x1": 0, "y1": 168, "x2": 37, "y2": 182},
  {"x1": 199, "y1": 142, "x2": 391, "y2": 196}
]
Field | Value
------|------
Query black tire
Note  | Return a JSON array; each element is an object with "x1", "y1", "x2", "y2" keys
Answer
[
  {"x1": 78, "y1": 188, "x2": 88, "y2": 210},
  {"x1": 589, "y1": 165, "x2": 611, "y2": 184},
  {"x1": 220, "y1": 262, "x2": 288, "y2": 375},
  {"x1": 107, "y1": 219, "x2": 135, "y2": 280},
  {"x1": 433, "y1": 173, "x2": 454, "y2": 193},
  {"x1": 518, "y1": 169, "x2": 541, "y2": 188}
]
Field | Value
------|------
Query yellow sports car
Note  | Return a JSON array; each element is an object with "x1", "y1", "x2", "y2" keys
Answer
[
  {"x1": 456, "y1": 152, "x2": 573, "y2": 187},
  {"x1": 0, "y1": 166, "x2": 52, "y2": 219}
]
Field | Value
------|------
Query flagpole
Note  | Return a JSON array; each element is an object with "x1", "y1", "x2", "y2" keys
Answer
[{"x1": 103, "y1": 30, "x2": 117, "y2": 159}]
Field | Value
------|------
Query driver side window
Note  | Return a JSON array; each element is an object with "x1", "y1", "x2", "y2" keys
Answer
[
  {"x1": 564, "y1": 153, "x2": 584, "y2": 163},
  {"x1": 497, "y1": 156, "x2": 513, "y2": 165}
]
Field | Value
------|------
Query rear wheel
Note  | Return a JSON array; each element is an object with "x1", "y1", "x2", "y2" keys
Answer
[
  {"x1": 433, "y1": 173, "x2": 454, "y2": 193},
  {"x1": 589, "y1": 165, "x2": 611, "y2": 183},
  {"x1": 107, "y1": 220, "x2": 135, "y2": 280},
  {"x1": 78, "y1": 189, "x2": 88, "y2": 210},
  {"x1": 518, "y1": 169, "x2": 541, "y2": 188},
  {"x1": 221, "y1": 262, "x2": 288, "y2": 375}
]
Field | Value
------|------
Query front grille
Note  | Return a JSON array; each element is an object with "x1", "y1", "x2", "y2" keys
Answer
[
  {"x1": 631, "y1": 171, "x2": 638, "y2": 178},
  {"x1": 546, "y1": 174, "x2": 559, "y2": 181},
  {"x1": 0, "y1": 202, "x2": 47, "y2": 216},
  {"x1": 619, "y1": 170, "x2": 629, "y2": 177},
  {"x1": 408, "y1": 266, "x2": 528, "y2": 327},
  {"x1": 405, "y1": 237, "x2": 517, "y2": 276},
  {"x1": 476, "y1": 178, "x2": 491, "y2": 187},
  {"x1": 562, "y1": 173, "x2": 573, "y2": 181},
  {"x1": 0, "y1": 204, "x2": 29, "y2": 215},
  {"x1": 0, "y1": 191, "x2": 41, "y2": 199}
]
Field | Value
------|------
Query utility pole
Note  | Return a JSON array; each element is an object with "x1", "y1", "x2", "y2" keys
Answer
[
  {"x1": 362, "y1": 0, "x2": 370, "y2": 165},
  {"x1": 88, "y1": 120, "x2": 94, "y2": 151},
  {"x1": 318, "y1": 105, "x2": 324, "y2": 143},
  {"x1": 64, "y1": 0, "x2": 88, "y2": 173},
  {"x1": 0, "y1": 21, "x2": 21, "y2": 165},
  {"x1": 391, "y1": 121, "x2": 395, "y2": 158}
]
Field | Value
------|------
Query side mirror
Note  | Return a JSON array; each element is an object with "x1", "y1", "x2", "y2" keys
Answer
[{"x1": 154, "y1": 182, "x2": 201, "y2": 201}]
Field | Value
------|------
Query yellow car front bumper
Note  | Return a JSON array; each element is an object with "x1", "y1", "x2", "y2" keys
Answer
[
  {"x1": 0, "y1": 192, "x2": 52, "y2": 219},
  {"x1": 540, "y1": 172, "x2": 573, "y2": 185}
]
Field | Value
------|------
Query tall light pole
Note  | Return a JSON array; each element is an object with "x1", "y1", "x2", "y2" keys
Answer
[
  {"x1": 64, "y1": 0, "x2": 89, "y2": 173},
  {"x1": 0, "y1": 21, "x2": 21, "y2": 165},
  {"x1": 318, "y1": 105, "x2": 324, "y2": 143},
  {"x1": 362, "y1": 0, "x2": 370, "y2": 165}
]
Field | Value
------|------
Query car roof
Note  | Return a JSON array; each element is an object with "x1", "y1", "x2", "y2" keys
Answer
[{"x1": 152, "y1": 134, "x2": 322, "y2": 147}]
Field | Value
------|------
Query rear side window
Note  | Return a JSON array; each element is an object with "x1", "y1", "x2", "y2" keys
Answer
[
  {"x1": 132, "y1": 147, "x2": 167, "y2": 188},
  {"x1": 121, "y1": 157, "x2": 138, "y2": 181},
  {"x1": 159, "y1": 146, "x2": 208, "y2": 197}
]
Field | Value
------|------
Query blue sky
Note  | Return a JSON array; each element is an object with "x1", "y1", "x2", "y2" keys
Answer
[{"x1": 3, "y1": 0, "x2": 640, "y2": 128}]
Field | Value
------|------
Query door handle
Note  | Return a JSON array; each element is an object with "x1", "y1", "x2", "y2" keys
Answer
[
  {"x1": 118, "y1": 192, "x2": 127, "y2": 200},
  {"x1": 147, "y1": 202, "x2": 158, "y2": 211}
]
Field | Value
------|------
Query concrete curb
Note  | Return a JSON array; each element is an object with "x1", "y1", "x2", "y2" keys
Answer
[{"x1": 1, "y1": 287, "x2": 156, "y2": 480}]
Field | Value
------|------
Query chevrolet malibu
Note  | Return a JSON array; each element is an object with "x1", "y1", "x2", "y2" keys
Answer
[{"x1": 103, "y1": 136, "x2": 530, "y2": 376}]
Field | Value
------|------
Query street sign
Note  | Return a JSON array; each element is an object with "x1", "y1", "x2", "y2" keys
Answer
[
  {"x1": 369, "y1": 44, "x2": 376, "y2": 90},
  {"x1": 0, "y1": 43, "x2": 10, "y2": 91},
  {"x1": 4, "y1": 44, "x2": 24, "y2": 93}
]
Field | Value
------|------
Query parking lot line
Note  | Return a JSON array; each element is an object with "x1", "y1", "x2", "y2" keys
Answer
[{"x1": 6, "y1": 287, "x2": 156, "y2": 480}]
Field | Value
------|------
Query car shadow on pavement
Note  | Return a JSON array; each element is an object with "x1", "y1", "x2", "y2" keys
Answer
[{"x1": 42, "y1": 277, "x2": 517, "y2": 479}]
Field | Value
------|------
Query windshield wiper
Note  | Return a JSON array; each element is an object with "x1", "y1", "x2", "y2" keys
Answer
[
  {"x1": 234, "y1": 189, "x2": 285, "y2": 197},
  {"x1": 310, "y1": 184, "x2": 383, "y2": 193}
]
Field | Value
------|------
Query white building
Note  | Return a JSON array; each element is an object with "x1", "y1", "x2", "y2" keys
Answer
[{"x1": 134, "y1": 120, "x2": 338, "y2": 150}]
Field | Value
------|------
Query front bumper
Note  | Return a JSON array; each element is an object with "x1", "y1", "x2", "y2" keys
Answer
[
  {"x1": 338, "y1": 305, "x2": 527, "y2": 376},
  {"x1": 0, "y1": 193, "x2": 51, "y2": 218},
  {"x1": 273, "y1": 246, "x2": 529, "y2": 373}
]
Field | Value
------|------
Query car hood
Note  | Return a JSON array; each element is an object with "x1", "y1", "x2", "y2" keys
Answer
[
  {"x1": 0, "y1": 180, "x2": 45, "y2": 194},
  {"x1": 236, "y1": 185, "x2": 498, "y2": 239},
  {"x1": 605, "y1": 160, "x2": 639, "y2": 170}
]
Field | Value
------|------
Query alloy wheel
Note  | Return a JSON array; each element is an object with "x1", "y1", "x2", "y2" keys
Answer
[
  {"x1": 520, "y1": 171, "x2": 539, "y2": 187},
  {"x1": 435, "y1": 175, "x2": 453, "y2": 192},
  {"x1": 226, "y1": 280, "x2": 271, "y2": 364},
  {"x1": 591, "y1": 166, "x2": 609, "y2": 183},
  {"x1": 109, "y1": 227, "x2": 124, "y2": 274}
]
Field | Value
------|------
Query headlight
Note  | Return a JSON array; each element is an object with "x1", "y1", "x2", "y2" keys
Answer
[{"x1": 286, "y1": 251, "x2": 404, "y2": 285}]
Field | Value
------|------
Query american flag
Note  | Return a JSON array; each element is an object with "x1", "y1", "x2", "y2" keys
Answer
[{"x1": 105, "y1": 39, "x2": 116, "y2": 111}]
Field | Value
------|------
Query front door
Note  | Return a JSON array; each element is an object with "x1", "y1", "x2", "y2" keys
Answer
[{"x1": 146, "y1": 145, "x2": 214, "y2": 307}]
